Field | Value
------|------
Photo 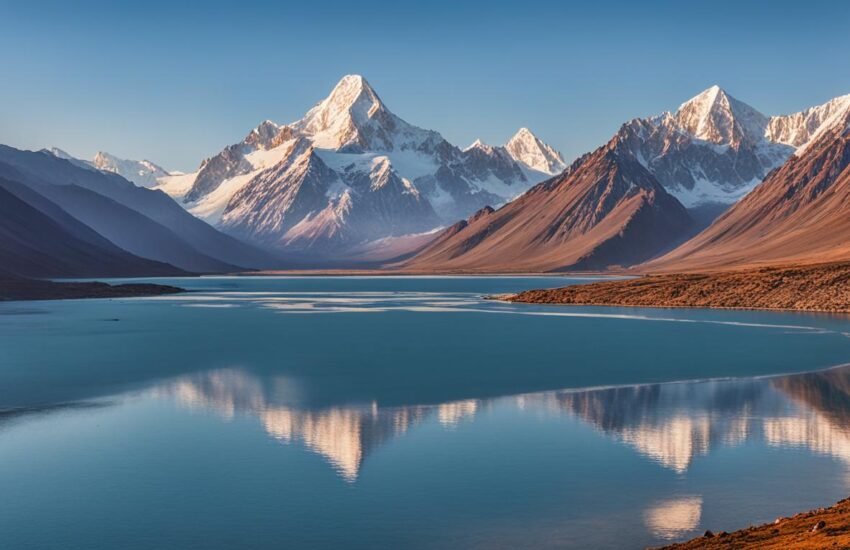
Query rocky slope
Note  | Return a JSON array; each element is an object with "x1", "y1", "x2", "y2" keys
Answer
[
  {"x1": 399, "y1": 133, "x2": 692, "y2": 272},
  {"x1": 218, "y1": 141, "x2": 440, "y2": 249},
  {"x1": 614, "y1": 86, "x2": 850, "y2": 210},
  {"x1": 647, "y1": 110, "x2": 850, "y2": 271},
  {"x1": 618, "y1": 86, "x2": 793, "y2": 207},
  {"x1": 155, "y1": 75, "x2": 563, "y2": 255}
]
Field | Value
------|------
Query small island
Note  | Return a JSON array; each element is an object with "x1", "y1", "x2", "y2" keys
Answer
[{"x1": 0, "y1": 278, "x2": 184, "y2": 302}]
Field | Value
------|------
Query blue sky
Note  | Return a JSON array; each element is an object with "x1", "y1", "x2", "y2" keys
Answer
[{"x1": 2, "y1": 0, "x2": 849, "y2": 172}]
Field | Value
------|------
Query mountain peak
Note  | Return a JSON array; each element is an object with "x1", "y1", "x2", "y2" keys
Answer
[
  {"x1": 91, "y1": 151, "x2": 169, "y2": 188},
  {"x1": 505, "y1": 127, "x2": 566, "y2": 174},
  {"x1": 511, "y1": 127, "x2": 536, "y2": 141},
  {"x1": 290, "y1": 74, "x2": 444, "y2": 154},
  {"x1": 675, "y1": 86, "x2": 768, "y2": 146},
  {"x1": 322, "y1": 74, "x2": 382, "y2": 114},
  {"x1": 292, "y1": 74, "x2": 398, "y2": 151},
  {"x1": 464, "y1": 138, "x2": 493, "y2": 152}
]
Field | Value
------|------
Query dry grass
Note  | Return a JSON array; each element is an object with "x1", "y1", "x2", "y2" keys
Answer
[
  {"x1": 657, "y1": 497, "x2": 850, "y2": 549},
  {"x1": 508, "y1": 262, "x2": 850, "y2": 313}
]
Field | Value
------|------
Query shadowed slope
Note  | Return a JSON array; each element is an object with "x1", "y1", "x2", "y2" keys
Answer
[{"x1": 399, "y1": 135, "x2": 692, "y2": 272}]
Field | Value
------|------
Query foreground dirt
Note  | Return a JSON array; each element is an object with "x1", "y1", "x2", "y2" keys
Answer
[
  {"x1": 0, "y1": 279, "x2": 184, "y2": 301},
  {"x1": 508, "y1": 262, "x2": 850, "y2": 313},
  {"x1": 657, "y1": 497, "x2": 850, "y2": 549}
]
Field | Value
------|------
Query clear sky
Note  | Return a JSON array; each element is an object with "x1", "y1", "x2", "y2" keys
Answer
[{"x1": 2, "y1": 0, "x2": 849, "y2": 172}]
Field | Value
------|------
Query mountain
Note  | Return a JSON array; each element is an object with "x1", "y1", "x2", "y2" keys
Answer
[
  {"x1": 0, "y1": 177, "x2": 182, "y2": 278},
  {"x1": 617, "y1": 87, "x2": 850, "y2": 210},
  {"x1": 218, "y1": 139, "x2": 440, "y2": 250},
  {"x1": 156, "y1": 75, "x2": 563, "y2": 255},
  {"x1": 505, "y1": 127, "x2": 567, "y2": 174},
  {"x1": 767, "y1": 93, "x2": 850, "y2": 150},
  {"x1": 90, "y1": 151, "x2": 170, "y2": 188},
  {"x1": 0, "y1": 145, "x2": 275, "y2": 271},
  {"x1": 399, "y1": 133, "x2": 692, "y2": 272},
  {"x1": 42, "y1": 147, "x2": 98, "y2": 171},
  {"x1": 617, "y1": 86, "x2": 793, "y2": 207},
  {"x1": 44, "y1": 148, "x2": 173, "y2": 188},
  {"x1": 646, "y1": 108, "x2": 850, "y2": 271}
]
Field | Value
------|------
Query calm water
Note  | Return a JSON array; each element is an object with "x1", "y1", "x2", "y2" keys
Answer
[{"x1": 3, "y1": 276, "x2": 850, "y2": 548}]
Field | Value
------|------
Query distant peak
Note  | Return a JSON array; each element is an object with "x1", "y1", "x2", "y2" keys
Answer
[
  {"x1": 464, "y1": 138, "x2": 489, "y2": 151},
  {"x1": 511, "y1": 127, "x2": 536, "y2": 140},
  {"x1": 505, "y1": 127, "x2": 566, "y2": 174},
  {"x1": 44, "y1": 147, "x2": 77, "y2": 160},
  {"x1": 676, "y1": 85, "x2": 768, "y2": 145}
]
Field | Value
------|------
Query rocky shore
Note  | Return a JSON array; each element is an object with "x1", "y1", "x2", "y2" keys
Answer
[
  {"x1": 507, "y1": 262, "x2": 850, "y2": 313},
  {"x1": 658, "y1": 497, "x2": 850, "y2": 549},
  {"x1": 0, "y1": 278, "x2": 184, "y2": 301}
]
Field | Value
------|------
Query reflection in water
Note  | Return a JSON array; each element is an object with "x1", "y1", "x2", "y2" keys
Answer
[
  {"x1": 153, "y1": 365, "x2": 850, "y2": 484},
  {"x1": 644, "y1": 496, "x2": 703, "y2": 539},
  {"x1": 156, "y1": 371, "x2": 478, "y2": 481}
]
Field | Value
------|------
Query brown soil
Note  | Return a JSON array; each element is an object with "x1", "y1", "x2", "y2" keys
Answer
[
  {"x1": 657, "y1": 497, "x2": 850, "y2": 549},
  {"x1": 0, "y1": 278, "x2": 185, "y2": 301},
  {"x1": 507, "y1": 262, "x2": 850, "y2": 313}
]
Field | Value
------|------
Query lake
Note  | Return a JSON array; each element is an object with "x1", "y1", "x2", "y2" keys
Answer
[{"x1": 3, "y1": 276, "x2": 850, "y2": 549}]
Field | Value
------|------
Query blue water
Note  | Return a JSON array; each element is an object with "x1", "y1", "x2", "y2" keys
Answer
[{"x1": 3, "y1": 276, "x2": 850, "y2": 549}]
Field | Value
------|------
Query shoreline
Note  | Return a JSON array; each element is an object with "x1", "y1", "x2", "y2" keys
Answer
[
  {"x1": 504, "y1": 262, "x2": 850, "y2": 315},
  {"x1": 658, "y1": 497, "x2": 850, "y2": 549},
  {"x1": 237, "y1": 269, "x2": 629, "y2": 278}
]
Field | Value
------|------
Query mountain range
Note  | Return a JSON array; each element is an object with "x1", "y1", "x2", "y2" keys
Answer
[
  {"x1": 14, "y1": 76, "x2": 850, "y2": 278},
  {"x1": 648, "y1": 103, "x2": 850, "y2": 271},
  {"x1": 0, "y1": 145, "x2": 275, "y2": 280},
  {"x1": 402, "y1": 86, "x2": 850, "y2": 271},
  {"x1": 146, "y1": 75, "x2": 565, "y2": 257}
]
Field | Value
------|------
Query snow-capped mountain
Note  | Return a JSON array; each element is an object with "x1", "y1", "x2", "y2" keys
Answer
[
  {"x1": 217, "y1": 138, "x2": 439, "y2": 249},
  {"x1": 617, "y1": 86, "x2": 793, "y2": 207},
  {"x1": 648, "y1": 106, "x2": 850, "y2": 271},
  {"x1": 767, "y1": 92, "x2": 850, "y2": 151},
  {"x1": 42, "y1": 148, "x2": 173, "y2": 188},
  {"x1": 505, "y1": 127, "x2": 567, "y2": 174},
  {"x1": 616, "y1": 86, "x2": 850, "y2": 208},
  {"x1": 91, "y1": 151, "x2": 170, "y2": 188},
  {"x1": 156, "y1": 75, "x2": 563, "y2": 254},
  {"x1": 290, "y1": 74, "x2": 445, "y2": 154}
]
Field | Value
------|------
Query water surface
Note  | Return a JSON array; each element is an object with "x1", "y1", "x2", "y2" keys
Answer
[{"x1": 3, "y1": 276, "x2": 850, "y2": 548}]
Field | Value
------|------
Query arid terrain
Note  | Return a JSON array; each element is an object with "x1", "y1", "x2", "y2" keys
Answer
[
  {"x1": 658, "y1": 497, "x2": 850, "y2": 549},
  {"x1": 507, "y1": 262, "x2": 850, "y2": 313}
]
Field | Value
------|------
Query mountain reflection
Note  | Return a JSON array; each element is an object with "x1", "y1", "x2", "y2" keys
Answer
[
  {"x1": 155, "y1": 370, "x2": 479, "y2": 481},
  {"x1": 153, "y1": 365, "x2": 850, "y2": 481},
  {"x1": 643, "y1": 496, "x2": 703, "y2": 540}
]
